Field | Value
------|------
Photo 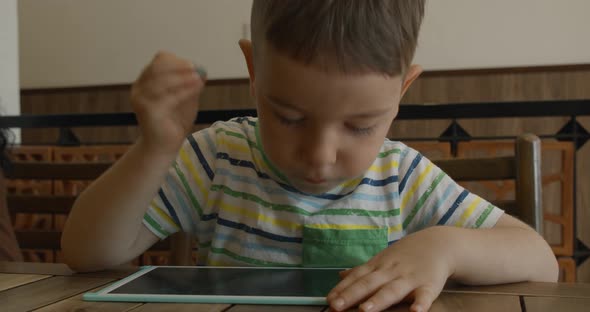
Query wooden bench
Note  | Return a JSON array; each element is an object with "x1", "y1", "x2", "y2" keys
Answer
[
  {"x1": 4, "y1": 161, "x2": 192, "y2": 265},
  {"x1": 4, "y1": 133, "x2": 543, "y2": 267}
]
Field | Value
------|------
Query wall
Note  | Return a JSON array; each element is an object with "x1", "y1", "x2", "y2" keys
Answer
[
  {"x1": 415, "y1": 0, "x2": 590, "y2": 70},
  {"x1": 18, "y1": 0, "x2": 253, "y2": 88},
  {"x1": 18, "y1": 0, "x2": 590, "y2": 89},
  {"x1": 0, "y1": 0, "x2": 20, "y2": 141}
]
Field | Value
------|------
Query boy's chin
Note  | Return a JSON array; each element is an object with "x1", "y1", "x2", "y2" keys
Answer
[{"x1": 290, "y1": 181, "x2": 338, "y2": 195}]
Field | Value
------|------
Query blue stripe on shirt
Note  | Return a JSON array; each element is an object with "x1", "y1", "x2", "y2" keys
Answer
[
  {"x1": 217, "y1": 217, "x2": 302, "y2": 243},
  {"x1": 437, "y1": 189, "x2": 470, "y2": 225},
  {"x1": 214, "y1": 232, "x2": 300, "y2": 256},
  {"x1": 399, "y1": 153, "x2": 423, "y2": 193},
  {"x1": 158, "y1": 189, "x2": 182, "y2": 228},
  {"x1": 217, "y1": 154, "x2": 398, "y2": 200},
  {"x1": 188, "y1": 135, "x2": 214, "y2": 180}
]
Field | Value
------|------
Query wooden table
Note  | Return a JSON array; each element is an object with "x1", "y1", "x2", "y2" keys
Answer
[{"x1": 2, "y1": 262, "x2": 589, "y2": 312}]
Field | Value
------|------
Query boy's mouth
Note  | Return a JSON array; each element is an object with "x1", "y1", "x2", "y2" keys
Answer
[{"x1": 304, "y1": 177, "x2": 327, "y2": 184}]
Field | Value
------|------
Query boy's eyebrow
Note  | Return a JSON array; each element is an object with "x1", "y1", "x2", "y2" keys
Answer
[
  {"x1": 266, "y1": 95, "x2": 393, "y2": 118},
  {"x1": 266, "y1": 95, "x2": 300, "y2": 111},
  {"x1": 348, "y1": 108, "x2": 394, "y2": 118}
]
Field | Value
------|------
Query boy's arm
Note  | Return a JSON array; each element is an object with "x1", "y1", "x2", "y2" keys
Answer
[
  {"x1": 61, "y1": 140, "x2": 174, "y2": 272},
  {"x1": 62, "y1": 52, "x2": 205, "y2": 272},
  {"x1": 327, "y1": 214, "x2": 558, "y2": 312},
  {"x1": 328, "y1": 149, "x2": 557, "y2": 312},
  {"x1": 448, "y1": 213, "x2": 558, "y2": 284}
]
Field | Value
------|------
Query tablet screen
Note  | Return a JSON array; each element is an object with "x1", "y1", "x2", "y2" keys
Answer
[{"x1": 109, "y1": 267, "x2": 342, "y2": 297}]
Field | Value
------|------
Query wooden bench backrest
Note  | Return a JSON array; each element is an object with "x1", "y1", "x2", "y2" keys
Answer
[{"x1": 433, "y1": 133, "x2": 543, "y2": 232}]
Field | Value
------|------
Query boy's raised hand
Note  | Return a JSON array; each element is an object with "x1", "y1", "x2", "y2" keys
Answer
[
  {"x1": 327, "y1": 227, "x2": 454, "y2": 312},
  {"x1": 131, "y1": 51, "x2": 206, "y2": 155}
]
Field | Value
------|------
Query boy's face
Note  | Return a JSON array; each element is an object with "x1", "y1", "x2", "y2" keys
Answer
[{"x1": 240, "y1": 40, "x2": 421, "y2": 194}]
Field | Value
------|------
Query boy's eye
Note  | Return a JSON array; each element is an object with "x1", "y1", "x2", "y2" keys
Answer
[
  {"x1": 348, "y1": 125, "x2": 375, "y2": 136},
  {"x1": 275, "y1": 113, "x2": 303, "y2": 126}
]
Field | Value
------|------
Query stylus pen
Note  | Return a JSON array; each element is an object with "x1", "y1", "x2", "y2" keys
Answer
[{"x1": 194, "y1": 64, "x2": 207, "y2": 79}]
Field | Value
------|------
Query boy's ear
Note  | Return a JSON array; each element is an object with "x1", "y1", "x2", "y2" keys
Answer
[
  {"x1": 400, "y1": 64, "x2": 423, "y2": 98},
  {"x1": 238, "y1": 39, "x2": 256, "y2": 97}
]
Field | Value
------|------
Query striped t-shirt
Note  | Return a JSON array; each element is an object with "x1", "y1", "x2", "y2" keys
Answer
[{"x1": 143, "y1": 117, "x2": 503, "y2": 267}]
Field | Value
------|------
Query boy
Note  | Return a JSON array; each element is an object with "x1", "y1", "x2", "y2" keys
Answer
[{"x1": 62, "y1": 1, "x2": 558, "y2": 311}]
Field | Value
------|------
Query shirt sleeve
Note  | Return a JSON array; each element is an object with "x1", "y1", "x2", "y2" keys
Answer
[
  {"x1": 397, "y1": 145, "x2": 504, "y2": 234},
  {"x1": 142, "y1": 125, "x2": 219, "y2": 240}
]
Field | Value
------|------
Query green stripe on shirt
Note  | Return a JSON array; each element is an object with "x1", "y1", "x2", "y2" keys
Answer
[
  {"x1": 215, "y1": 128, "x2": 260, "y2": 150},
  {"x1": 211, "y1": 184, "x2": 311, "y2": 215},
  {"x1": 378, "y1": 148, "x2": 402, "y2": 158},
  {"x1": 210, "y1": 246, "x2": 297, "y2": 267},
  {"x1": 173, "y1": 162, "x2": 204, "y2": 217},
  {"x1": 212, "y1": 184, "x2": 401, "y2": 218},
  {"x1": 144, "y1": 213, "x2": 170, "y2": 238},
  {"x1": 403, "y1": 171, "x2": 446, "y2": 229},
  {"x1": 475, "y1": 204, "x2": 495, "y2": 228},
  {"x1": 312, "y1": 208, "x2": 401, "y2": 218}
]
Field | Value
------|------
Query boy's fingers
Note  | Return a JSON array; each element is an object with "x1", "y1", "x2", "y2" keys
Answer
[
  {"x1": 339, "y1": 269, "x2": 352, "y2": 278},
  {"x1": 328, "y1": 271, "x2": 391, "y2": 312},
  {"x1": 142, "y1": 71, "x2": 202, "y2": 100},
  {"x1": 327, "y1": 265, "x2": 372, "y2": 300},
  {"x1": 166, "y1": 79, "x2": 203, "y2": 108},
  {"x1": 148, "y1": 51, "x2": 197, "y2": 76},
  {"x1": 410, "y1": 286, "x2": 436, "y2": 312},
  {"x1": 359, "y1": 279, "x2": 413, "y2": 312}
]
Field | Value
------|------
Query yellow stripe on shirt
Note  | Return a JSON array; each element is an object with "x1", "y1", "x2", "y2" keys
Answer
[
  {"x1": 340, "y1": 177, "x2": 363, "y2": 189},
  {"x1": 306, "y1": 223, "x2": 403, "y2": 234},
  {"x1": 401, "y1": 163, "x2": 434, "y2": 210},
  {"x1": 455, "y1": 197, "x2": 482, "y2": 227},
  {"x1": 217, "y1": 137, "x2": 251, "y2": 154},
  {"x1": 368, "y1": 160, "x2": 399, "y2": 173},
  {"x1": 179, "y1": 147, "x2": 207, "y2": 197},
  {"x1": 217, "y1": 200, "x2": 302, "y2": 232},
  {"x1": 150, "y1": 201, "x2": 181, "y2": 230}
]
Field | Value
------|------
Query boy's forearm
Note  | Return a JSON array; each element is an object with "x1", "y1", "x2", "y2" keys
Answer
[
  {"x1": 62, "y1": 138, "x2": 178, "y2": 269},
  {"x1": 434, "y1": 222, "x2": 558, "y2": 285}
]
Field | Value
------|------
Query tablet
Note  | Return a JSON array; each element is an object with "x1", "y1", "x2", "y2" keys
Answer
[{"x1": 83, "y1": 266, "x2": 343, "y2": 305}]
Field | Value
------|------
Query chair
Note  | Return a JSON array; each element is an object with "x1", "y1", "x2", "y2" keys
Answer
[
  {"x1": 4, "y1": 161, "x2": 194, "y2": 265},
  {"x1": 432, "y1": 133, "x2": 543, "y2": 233}
]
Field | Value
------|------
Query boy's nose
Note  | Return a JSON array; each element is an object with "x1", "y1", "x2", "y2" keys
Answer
[{"x1": 300, "y1": 132, "x2": 337, "y2": 170}]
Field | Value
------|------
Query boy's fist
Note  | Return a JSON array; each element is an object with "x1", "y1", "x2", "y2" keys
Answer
[{"x1": 131, "y1": 51, "x2": 206, "y2": 154}]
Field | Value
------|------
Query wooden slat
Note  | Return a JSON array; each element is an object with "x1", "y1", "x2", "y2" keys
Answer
[
  {"x1": 524, "y1": 296, "x2": 590, "y2": 312},
  {"x1": 544, "y1": 213, "x2": 566, "y2": 224},
  {"x1": 169, "y1": 232, "x2": 194, "y2": 266},
  {"x1": 5, "y1": 162, "x2": 112, "y2": 179},
  {"x1": 130, "y1": 303, "x2": 231, "y2": 312},
  {"x1": 73, "y1": 268, "x2": 140, "y2": 280},
  {"x1": 15, "y1": 230, "x2": 62, "y2": 249},
  {"x1": 428, "y1": 293, "x2": 521, "y2": 312},
  {"x1": 0, "y1": 276, "x2": 114, "y2": 312},
  {"x1": 446, "y1": 282, "x2": 590, "y2": 299},
  {"x1": 33, "y1": 285, "x2": 142, "y2": 312},
  {"x1": 0, "y1": 273, "x2": 51, "y2": 292},
  {"x1": 490, "y1": 200, "x2": 518, "y2": 215},
  {"x1": 515, "y1": 133, "x2": 543, "y2": 233},
  {"x1": 0, "y1": 262, "x2": 73, "y2": 276},
  {"x1": 7, "y1": 195, "x2": 76, "y2": 214},
  {"x1": 151, "y1": 239, "x2": 172, "y2": 251},
  {"x1": 433, "y1": 156, "x2": 516, "y2": 181},
  {"x1": 227, "y1": 305, "x2": 324, "y2": 312}
]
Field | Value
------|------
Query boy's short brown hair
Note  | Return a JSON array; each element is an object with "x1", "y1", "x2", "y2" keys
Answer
[{"x1": 251, "y1": 0, "x2": 425, "y2": 76}]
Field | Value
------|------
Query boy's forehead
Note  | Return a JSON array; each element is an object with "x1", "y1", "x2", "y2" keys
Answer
[
  {"x1": 256, "y1": 57, "x2": 401, "y2": 117},
  {"x1": 254, "y1": 40, "x2": 394, "y2": 78}
]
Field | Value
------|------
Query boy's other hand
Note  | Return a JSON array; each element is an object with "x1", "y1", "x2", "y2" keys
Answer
[
  {"x1": 327, "y1": 227, "x2": 454, "y2": 312},
  {"x1": 131, "y1": 51, "x2": 206, "y2": 155}
]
